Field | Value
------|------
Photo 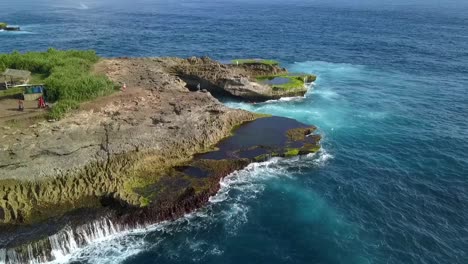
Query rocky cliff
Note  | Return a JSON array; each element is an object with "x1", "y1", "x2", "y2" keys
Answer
[{"x1": 0, "y1": 57, "x2": 320, "y2": 263}]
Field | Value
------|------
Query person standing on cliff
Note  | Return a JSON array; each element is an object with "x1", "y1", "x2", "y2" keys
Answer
[
  {"x1": 18, "y1": 98, "x2": 24, "y2": 111},
  {"x1": 38, "y1": 96, "x2": 46, "y2": 109},
  {"x1": 197, "y1": 83, "x2": 201, "y2": 92}
]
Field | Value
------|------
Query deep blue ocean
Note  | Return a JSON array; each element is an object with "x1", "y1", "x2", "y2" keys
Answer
[{"x1": 1, "y1": 1, "x2": 468, "y2": 263}]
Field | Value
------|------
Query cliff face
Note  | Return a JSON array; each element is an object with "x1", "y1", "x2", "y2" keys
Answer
[
  {"x1": 0, "y1": 58, "x2": 257, "y2": 226},
  {"x1": 0, "y1": 58, "x2": 320, "y2": 262}
]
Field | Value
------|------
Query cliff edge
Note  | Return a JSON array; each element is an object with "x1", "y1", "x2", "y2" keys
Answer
[{"x1": 0, "y1": 57, "x2": 320, "y2": 263}]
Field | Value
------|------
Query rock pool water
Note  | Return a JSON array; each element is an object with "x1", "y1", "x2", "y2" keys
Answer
[{"x1": 261, "y1": 77, "x2": 291, "y2": 86}]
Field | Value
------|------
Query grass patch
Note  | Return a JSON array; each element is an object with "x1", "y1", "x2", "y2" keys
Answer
[
  {"x1": 0, "y1": 87, "x2": 23, "y2": 99},
  {"x1": 0, "y1": 23, "x2": 7, "y2": 29},
  {"x1": 30, "y1": 73, "x2": 48, "y2": 84},
  {"x1": 48, "y1": 100, "x2": 80, "y2": 120},
  {"x1": 232, "y1": 59, "x2": 279, "y2": 66},
  {"x1": 0, "y1": 49, "x2": 115, "y2": 119}
]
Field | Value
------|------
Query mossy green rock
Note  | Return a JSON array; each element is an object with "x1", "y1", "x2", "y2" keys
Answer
[
  {"x1": 134, "y1": 116, "x2": 321, "y2": 209},
  {"x1": 256, "y1": 74, "x2": 317, "y2": 91},
  {"x1": 0, "y1": 116, "x2": 321, "y2": 262},
  {"x1": 0, "y1": 116, "x2": 319, "y2": 227},
  {"x1": 231, "y1": 59, "x2": 280, "y2": 66}
]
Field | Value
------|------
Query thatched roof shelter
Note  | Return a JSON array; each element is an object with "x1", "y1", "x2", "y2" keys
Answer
[{"x1": 1, "y1": 69, "x2": 31, "y2": 89}]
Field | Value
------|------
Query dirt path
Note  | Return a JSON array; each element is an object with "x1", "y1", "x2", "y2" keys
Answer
[{"x1": 0, "y1": 98, "x2": 47, "y2": 124}]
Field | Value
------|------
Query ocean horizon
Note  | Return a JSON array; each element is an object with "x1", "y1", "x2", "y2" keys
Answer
[{"x1": 1, "y1": 1, "x2": 467, "y2": 263}]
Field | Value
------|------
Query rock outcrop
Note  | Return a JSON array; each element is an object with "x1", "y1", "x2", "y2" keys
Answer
[
  {"x1": 0, "y1": 58, "x2": 256, "y2": 226},
  {"x1": 0, "y1": 57, "x2": 321, "y2": 263},
  {"x1": 171, "y1": 57, "x2": 312, "y2": 101}
]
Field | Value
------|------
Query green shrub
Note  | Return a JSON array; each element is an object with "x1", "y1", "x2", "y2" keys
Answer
[
  {"x1": 0, "y1": 49, "x2": 115, "y2": 119},
  {"x1": 48, "y1": 100, "x2": 80, "y2": 120}
]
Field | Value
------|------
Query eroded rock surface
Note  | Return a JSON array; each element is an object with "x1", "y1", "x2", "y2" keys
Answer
[
  {"x1": 0, "y1": 58, "x2": 320, "y2": 262},
  {"x1": 170, "y1": 57, "x2": 309, "y2": 101},
  {"x1": 0, "y1": 58, "x2": 257, "y2": 225}
]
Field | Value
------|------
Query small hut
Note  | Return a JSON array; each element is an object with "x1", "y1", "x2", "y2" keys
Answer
[{"x1": 2, "y1": 69, "x2": 31, "y2": 89}]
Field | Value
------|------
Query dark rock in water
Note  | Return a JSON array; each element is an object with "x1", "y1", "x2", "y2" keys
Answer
[
  {"x1": 0, "y1": 23, "x2": 20, "y2": 31},
  {"x1": 0, "y1": 116, "x2": 320, "y2": 263},
  {"x1": 4, "y1": 26, "x2": 20, "y2": 31}
]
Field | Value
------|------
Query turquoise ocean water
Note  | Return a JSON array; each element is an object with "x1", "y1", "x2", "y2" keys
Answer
[{"x1": 1, "y1": 1, "x2": 467, "y2": 263}]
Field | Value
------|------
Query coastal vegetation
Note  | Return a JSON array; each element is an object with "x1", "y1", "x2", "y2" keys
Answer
[
  {"x1": 0, "y1": 86, "x2": 23, "y2": 99},
  {"x1": 0, "y1": 57, "x2": 322, "y2": 263},
  {"x1": 0, "y1": 22, "x2": 7, "y2": 29},
  {"x1": 256, "y1": 74, "x2": 317, "y2": 90},
  {"x1": 231, "y1": 59, "x2": 279, "y2": 66},
  {"x1": 0, "y1": 49, "x2": 115, "y2": 119}
]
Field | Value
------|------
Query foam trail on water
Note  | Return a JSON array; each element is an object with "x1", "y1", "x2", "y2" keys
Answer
[
  {"x1": 264, "y1": 96, "x2": 305, "y2": 103},
  {"x1": 0, "y1": 30, "x2": 34, "y2": 34}
]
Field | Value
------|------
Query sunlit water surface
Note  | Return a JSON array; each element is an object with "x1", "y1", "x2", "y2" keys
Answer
[{"x1": 1, "y1": 1, "x2": 467, "y2": 263}]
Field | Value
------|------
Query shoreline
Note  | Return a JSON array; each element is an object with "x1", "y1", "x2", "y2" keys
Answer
[{"x1": 0, "y1": 57, "x2": 320, "y2": 263}]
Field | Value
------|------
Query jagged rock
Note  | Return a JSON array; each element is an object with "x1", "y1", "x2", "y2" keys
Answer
[{"x1": 219, "y1": 76, "x2": 273, "y2": 101}]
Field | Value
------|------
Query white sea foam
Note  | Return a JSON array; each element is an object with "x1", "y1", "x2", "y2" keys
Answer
[
  {"x1": 3, "y1": 148, "x2": 331, "y2": 264},
  {"x1": 314, "y1": 89, "x2": 339, "y2": 100},
  {"x1": 0, "y1": 29, "x2": 34, "y2": 34},
  {"x1": 264, "y1": 96, "x2": 305, "y2": 104},
  {"x1": 313, "y1": 149, "x2": 334, "y2": 167}
]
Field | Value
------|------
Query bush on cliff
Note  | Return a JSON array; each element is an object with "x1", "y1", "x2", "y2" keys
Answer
[
  {"x1": 0, "y1": 49, "x2": 115, "y2": 119},
  {"x1": 48, "y1": 100, "x2": 80, "y2": 120}
]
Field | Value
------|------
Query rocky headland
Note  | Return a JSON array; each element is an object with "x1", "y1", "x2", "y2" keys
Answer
[{"x1": 0, "y1": 57, "x2": 319, "y2": 263}]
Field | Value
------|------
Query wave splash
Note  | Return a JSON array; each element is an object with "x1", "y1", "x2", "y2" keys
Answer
[
  {"x1": 0, "y1": 150, "x2": 331, "y2": 264},
  {"x1": 0, "y1": 218, "x2": 149, "y2": 264}
]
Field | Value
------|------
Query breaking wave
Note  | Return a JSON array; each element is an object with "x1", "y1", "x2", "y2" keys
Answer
[{"x1": 0, "y1": 149, "x2": 330, "y2": 264}]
